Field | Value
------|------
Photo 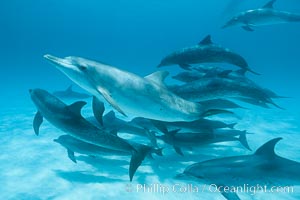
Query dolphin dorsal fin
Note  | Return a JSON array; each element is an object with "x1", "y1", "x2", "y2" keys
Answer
[
  {"x1": 255, "y1": 137, "x2": 282, "y2": 157},
  {"x1": 145, "y1": 71, "x2": 169, "y2": 86},
  {"x1": 68, "y1": 101, "x2": 87, "y2": 116},
  {"x1": 66, "y1": 85, "x2": 73, "y2": 92},
  {"x1": 104, "y1": 111, "x2": 116, "y2": 121},
  {"x1": 199, "y1": 35, "x2": 212, "y2": 45},
  {"x1": 167, "y1": 129, "x2": 181, "y2": 136},
  {"x1": 263, "y1": 0, "x2": 276, "y2": 9}
]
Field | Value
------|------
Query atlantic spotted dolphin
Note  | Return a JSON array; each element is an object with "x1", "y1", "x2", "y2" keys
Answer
[
  {"x1": 170, "y1": 77, "x2": 282, "y2": 109},
  {"x1": 29, "y1": 88, "x2": 151, "y2": 181},
  {"x1": 180, "y1": 138, "x2": 300, "y2": 199},
  {"x1": 44, "y1": 54, "x2": 230, "y2": 122},
  {"x1": 54, "y1": 135, "x2": 162, "y2": 163},
  {"x1": 157, "y1": 35, "x2": 258, "y2": 74},
  {"x1": 222, "y1": 0, "x2": 300, "y2": 31},
  {"x1": 157, "y1": 129, "x2": 251, "y2": 156}
]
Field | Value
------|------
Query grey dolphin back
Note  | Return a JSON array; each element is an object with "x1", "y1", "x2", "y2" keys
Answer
[{"x1": 263, "y1": 0, "x2": 276, "y2": 9}]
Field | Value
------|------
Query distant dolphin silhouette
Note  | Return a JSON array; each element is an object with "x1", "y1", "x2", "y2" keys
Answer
[
  {"x1": 222, "y1": 0, "x2": 300, "y2": 31},
  {"x1": 53, "y1": 85, "x2": 90, "y2": 99}
]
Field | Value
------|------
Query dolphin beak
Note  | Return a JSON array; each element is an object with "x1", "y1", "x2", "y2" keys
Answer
[
  {"x1": 44, "y1": 54, "x2": 71, "y2": 67},
  {"x1": 53, "y1": 139, "x2": 58, "y2": 143}
]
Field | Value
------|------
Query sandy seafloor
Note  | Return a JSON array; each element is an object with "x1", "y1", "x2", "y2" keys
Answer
[{"x1": 1, "y1": 94, "x2": 300, "y2": 200}]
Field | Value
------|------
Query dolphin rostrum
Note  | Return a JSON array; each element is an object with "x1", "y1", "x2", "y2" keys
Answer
[
  {"x1": 43, "y1": 54, "x2": 231, "y2": 122},
  {"x1": 180, "y1": 137, "x2": 300, "y2": 199},
  {"x1": 29, "y1": 88, "x2": 152, "y2": 181},
  {"x1": 222, "y1": 0, "x2": 300, "y2": 31},
  {"x1": 157, "y1": 35, "x2": 258, "y2": 74}
]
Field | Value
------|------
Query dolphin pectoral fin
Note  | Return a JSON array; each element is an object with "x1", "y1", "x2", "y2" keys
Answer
[
  {"x1": 238, "y1": 131, "x2": 252, "y2": 151},
  {"x1": 92, "y1": 96, "x2": 105, "y2": 126},
  {"x1": 33, "y1": 111, "x2": 43, "y2": 136},
  {"x1": 220, "y1": 189, "x2": 241, "y2": 200},
  {"x1": 96, "y1": 86, "x2": 127, "y2": 117},
  {"x1": 179, "y1": 64, "x2": 192, "y2": 70},
  {"x1": 67, "y1": 149, "x2": 77, "y2": 163},
  {"x1": 129, "y1": 145, "x2": 151, "y2": 181},
  {"x1": 174, "y1": 146, "x2": 184, "y2": 156},
  {"x1": 68, "y1": 101, "x2": 87, "y2": 117},
  {"x1": 242, "y1": 25, "x2": 254, "y2": 32},
  {"x1": 66, "y1": 85, "x2": 73, "y2": 92},
  {"x1": 263, "y1": 0, "x2": 276, "y2": 9}
]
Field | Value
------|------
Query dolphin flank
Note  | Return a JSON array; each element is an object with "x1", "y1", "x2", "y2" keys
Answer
[{"x1": 157, "y1": 35, "x2": 258, "y2": 74}]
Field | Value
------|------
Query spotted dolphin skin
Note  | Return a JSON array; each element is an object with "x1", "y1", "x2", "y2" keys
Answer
[
  {"x1": 157, "y1": 35, "x2": 258, "y2": 75},
  {"x1": 29, "y1": 88, "x2": 151, "y2": 181},
  {"x1": 222, "y1": 0, "x2": 300, "y2": 31},
  {"x1": 180, "y1": 138, "x2": 300, "y2": 200},
  {"x1": 44, "y1": 54, "x2": 230, "y2": 122}
]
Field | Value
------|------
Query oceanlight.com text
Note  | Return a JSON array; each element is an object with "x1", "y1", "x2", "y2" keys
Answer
[{"x1": 125, "y1": 183, "x2": 294, "y2": 196}]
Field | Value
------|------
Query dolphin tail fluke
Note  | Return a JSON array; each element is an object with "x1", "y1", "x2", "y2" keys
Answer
[
  {"x1": 67, "y1": 149, "x2": 77, "y2": 163},
  {"x1": 129, "y1": 145, "x2": 151, "y2": 181},
  {"x1": 247, "y1": 68, "x2": 260, "y2": 75},
  {"x1": 33, "y1": 111, "x2": 43, "y2": 136},
  {"x1": 238, "y1": 131, "x2": 252, "y2": 151},
  {"x1": 227, "y1": 123, "x2": 237, "y2": 129}
]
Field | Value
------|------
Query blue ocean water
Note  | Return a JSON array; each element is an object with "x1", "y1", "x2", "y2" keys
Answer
[{"x1": 1, "y1": 0, "x2": 300, "y2": 199}]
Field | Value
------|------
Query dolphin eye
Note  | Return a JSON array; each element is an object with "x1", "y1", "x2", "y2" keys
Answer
[{"x1": 78, "y1": 65, "x2": 87, "y2": 71}]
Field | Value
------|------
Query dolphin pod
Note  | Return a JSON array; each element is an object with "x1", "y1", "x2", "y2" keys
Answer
[
  {"x1": 26, "y1": 0, "x2": 299, "y2": 198},
  {"x1": 223, "y1": 0, "x2": 300, "y2": 31},
  {"x1": 30, "y1": 88, "x2": 157, "y2": 181}
]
